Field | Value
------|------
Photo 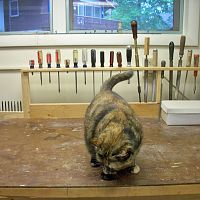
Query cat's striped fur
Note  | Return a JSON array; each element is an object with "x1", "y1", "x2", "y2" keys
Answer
[{"x1": 84, "y1": 70, "x2": 143, "y2": 180}]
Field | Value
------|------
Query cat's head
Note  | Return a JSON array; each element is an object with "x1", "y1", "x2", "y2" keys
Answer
[{"x1": 91, "y1": 127, "x2": 141, "y2": 175}]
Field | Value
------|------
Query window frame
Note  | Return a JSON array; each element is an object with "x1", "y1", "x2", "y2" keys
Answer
[{"x1": 0, "y1": 0, "x2": 199, "y2": 47}]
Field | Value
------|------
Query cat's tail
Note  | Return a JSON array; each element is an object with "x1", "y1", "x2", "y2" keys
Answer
[{"x1": 100, "y1": 70, "x2": 133, "y2": 91}]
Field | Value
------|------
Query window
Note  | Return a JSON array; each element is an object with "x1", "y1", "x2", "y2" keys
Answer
[
  {"x1": 0, "y1": 0, "x2": 199, "y2": 47},
  {"x1": 0, "y1": 0, "x2": 51, "y2": 32},
  {"x1": 69, "y1": 0, "x2": 183, "y2": 33}
]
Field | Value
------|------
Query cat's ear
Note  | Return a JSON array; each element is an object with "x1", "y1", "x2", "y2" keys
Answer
[{"x1": 90, "y1": 138, "x2": 100, "y2": 147}]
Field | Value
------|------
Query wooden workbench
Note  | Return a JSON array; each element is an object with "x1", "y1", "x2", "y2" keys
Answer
[{"x1": 0, "y1": 118, "x2": 200, "y2": 200}]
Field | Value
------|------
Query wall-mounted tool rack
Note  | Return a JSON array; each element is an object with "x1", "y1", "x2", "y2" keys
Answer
[{"x1": 20, "y1": 67, "x2": 200, "y2": 119}]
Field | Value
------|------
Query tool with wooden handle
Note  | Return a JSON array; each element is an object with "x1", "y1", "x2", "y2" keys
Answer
[
  {"x1": 193, "y1": 54, "x2": 199, "y2": 94},
  {"x1": 151, "y1": 49, "x2": 158, "y2": 102},
  {"x1": 182, "y1": 50, "x2": 192, "y2": 98},
  {"x1": 159, "y1": 60, "x2": 166, "y2": 118},
  {"x1": 37, "y1": 50, "x2": 43, "y2": 85},
  {"x1": 56, "y1": 50, "x2": 61, "y2": 93},
  {"x1": 169, "y1": 41, "x2": 174, "y2": 100},
  {"x1": 131, "y1": 20, "x2": 141, "y2": 102},
  {"x1": 144, "y1": 37, "x2": 150, "y2": 102},
  {"x1": 100, "y1": 51, "x2": 105, "y2": 84},
  {"x1": 117, "y1": 51, "x2": 122, "y2": 69},
  {"x1": 175, "y1": 35, "x2": 186, "y2": 99},
  {"x1": 46, "y1": 53, "x2": 51, "y2": 83},
  {"x1": 126, "y1": 46, "x2": 132, "y2": 84},
  {"x1": 73, "y1": 50, "x2": 78, "y2": 94},
  {"x1": 29, "y1": 60, "x2": 34, "y2": 75},
  {"x1": 82, "y1": 48, "x2": 88, "y2": 85},
  {"x1": 109, "y1": 51, "x2": 114, "y2": 77},
  {"x1": 91, "y1": 49, "x2": 96, "y2": 96}
]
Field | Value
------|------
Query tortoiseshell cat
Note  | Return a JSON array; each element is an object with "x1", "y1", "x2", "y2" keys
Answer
[{"x1": 84, "y1": 70, "x2": 143, "y2": 180}]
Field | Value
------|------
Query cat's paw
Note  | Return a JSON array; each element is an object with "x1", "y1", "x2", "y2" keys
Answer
[
  {"x1": 90, "y1": 158, "x2": 101, "y2": 167},
  {"x1": 130, "y1": 164, "x2": 140, "y2": 174},
  {"x1": 101, "y1": 172, "x2": 116, "y2": 181}
]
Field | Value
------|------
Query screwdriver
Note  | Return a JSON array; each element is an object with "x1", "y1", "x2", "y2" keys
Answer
[
  {"x1": 91, "y1": 49, "x2": 96, "y2": 96},
  {"x1": 117, "y1": 51, "x2": 122, "y2": 69},
  {"x1": 73, "y1": 50, "x2": 78, "y2": 94},
  {"x1": 126, "y1": 46, "x2": 132, "y2": 84},
  {"x1": 193, "y1": 54, "x2": 199, "y2": 94},
  {"x1": 182, "y1": 50, "x2": 192, "y2": 98},
  {"x1": 169, "y1": 41, "x2": 174, "y2": 100},
  {"x1": 46, "y1": 53, "x2": 51, "y2": 83},
  {"x1": 56, "y1": 50, "x2": 61, "y2": 93},
  {"x1": 100, "y1": 51, "x2": 105, "y2": 84},
  {"x1": 37, "y1": 50, "x2": 43, "y2": 85},
  {"x1": 144, "y1": 37, "x2": 150, "y2": 103},
  {"x1": 151, "y1": 49, "x2": 158, "y2": 102},
  {"x1": 131, "y1": 20, "x2": 141, "y2": 102},
  {"x1": 29, "y1": 60, "x2": 34, "y2": 75},
  {"x1": 109, "y1": 51, "x2": 114, "y2": 77},
  {"x1": 82, "y1": 48, "x2": 88, "y2": 85},
  {"x1": 175, "y1": 35, "x2": 186, "y2": 99},
  {"x1": 65, "y1": 59, "x2": 70, "y2": 73}
]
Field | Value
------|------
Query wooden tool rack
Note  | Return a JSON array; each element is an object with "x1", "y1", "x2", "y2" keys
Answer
[{"x1": 21, "y1": 67, "x2": 200, "y2": 119}]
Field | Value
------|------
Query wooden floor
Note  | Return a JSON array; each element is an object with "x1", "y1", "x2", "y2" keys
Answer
[{"x1": 0, "y1": 118, "x2": 200, "y2": 199}]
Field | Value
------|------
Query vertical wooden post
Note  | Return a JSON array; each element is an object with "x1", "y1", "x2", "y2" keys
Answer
[
  {"x1": 21, "y1": 71, "x2": 31, "y2": 118},
  {"x1": 156, "y1": 70, "x2": 162, "y2": 103}
]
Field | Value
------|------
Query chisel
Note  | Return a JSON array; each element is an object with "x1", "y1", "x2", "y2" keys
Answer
[
  {"x1": 117, "y1": 51, "x2": 122, "y2": 71},
  {"x1": 100, "y1": 51, "x2": 105, "y2": 84},
  {"x1": 82, "y1": 48, "x2": 88, "y2": 85},
  {"x1": 126, "y1": 46, "x2": 132, "y2": 84},
  {"x1": 73, "y1": 50, "x2": 78, "y2": 94},
  {"x1": 65, "y1": 59, "x2": 70, "y2": 73},
  {"x1": 46, "y1": 53, "x2": 51, "y2": 83},
  {"x1": 37, "y1": 50, "x2": 43, "y2": 85},
  {"x1": 144, "y1": 37, "x2": 150, "y2": 102},
  {"x1": 151, "y1": 49, "x2": 158, "y2": 102},
  {"x1": 159, "y1": 60, "x2": 166, "y2": 118},
  {"x1": 29, "y1": 60, "x2": 34, "y2": 75},
  {"x1": 56, "y1": 50, "x2": 61, "y2": 93},
  {"x1": 11, "y1": 101, "x2": 13, "y2": 111},
  {"x1": 182, "y1": 50, "x2": 192, "y2": 98},
  {"x1": 193, "y1": 54, "x2": 199, "y2": 94},
  {"x1": 169, "y1": 41, "x2": 174, "y2": 100},
  {"x1": 109, "y1": 51, "x2": 114, "y2": 77},
  {"x1": 91, "y1": 49, "x2": 96, "y2": 96},
  {"x1": 175, "y1": 35, "x2": 186, "y2": 99},
  {"x1": 131, "y1": 20, "x2": 141, "y2": 102}
]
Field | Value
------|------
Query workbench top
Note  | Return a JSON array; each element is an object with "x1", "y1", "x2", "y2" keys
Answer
[{"x1": 0, "y1": 118, "x2": 200, "y2": 199}]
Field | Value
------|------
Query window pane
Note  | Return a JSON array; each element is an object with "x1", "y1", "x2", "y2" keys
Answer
[
  {"x1": 70, "y1": 0, "x2": 182, "y2": 32},
  {"x1": 0, "y1": 0, "x2": 51, "y2": 32}
]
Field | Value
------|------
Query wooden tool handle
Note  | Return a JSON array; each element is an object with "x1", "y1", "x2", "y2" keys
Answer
[
  {"x1": 186, "y1": 50, "x2": 192, "y2": 67},
  {"x1": 91, "y1": 49, "x2": 96, "y2": 67},
  {"x1": 169, "y1": 41, "x2": 174, "y2": 61},
  {"x1": 110, "y1": 51, "x2": 114, "y2": 67},
  {"x1": 179, "y1": 35, "x2": 186, "y2": 56},
  {"x1": 152, "y1": 49, "x2": 158, "y2": 66},
  {"x1": 100, "y1": 51, "x2": 104, "y2": 67},
  {"x1": 117, "y1": 52, "x2": 122, "y2": 67},
  {"x1": 37, "y1": 50, "x2": 43, "y2": 66},
  {"x1": 144, "y1": 37, "x2": 150, "y2": 56},
  {"x1": 131, "y1": 20, "x2": 137, "y2": 39},
  {"x1": 194, "y1": 54, "x2": 199, "y2": 77}
]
